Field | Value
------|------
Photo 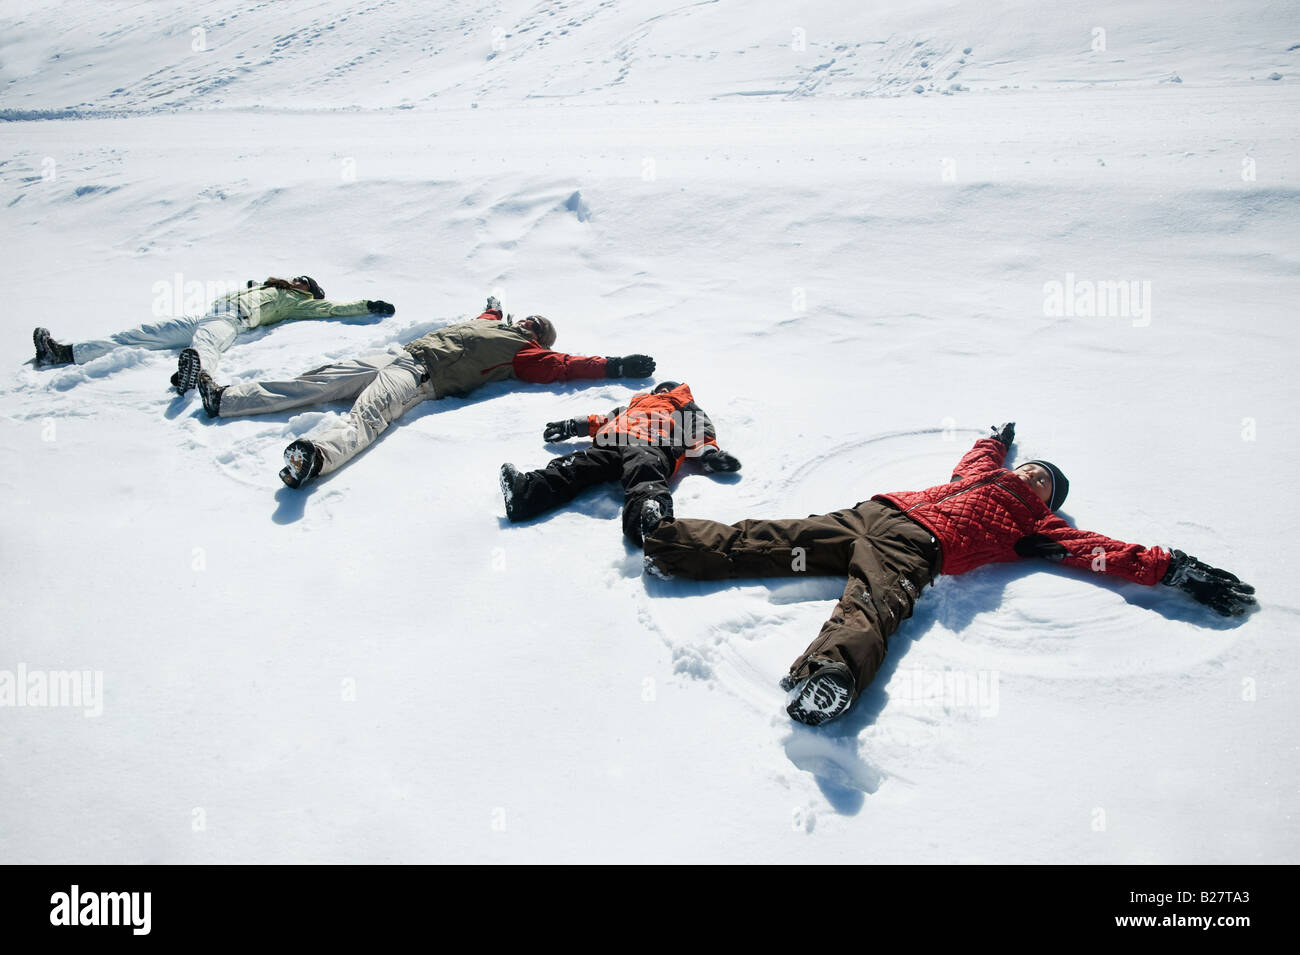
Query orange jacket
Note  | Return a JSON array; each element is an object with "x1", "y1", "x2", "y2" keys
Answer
[{"x1": 587, "y1": 383, "x2": 718, "y2": 473}]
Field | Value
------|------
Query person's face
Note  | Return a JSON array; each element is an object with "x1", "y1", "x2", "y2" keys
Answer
[{"x1": 1014, "y1": 463, "x2": 1053, "y2": 507}]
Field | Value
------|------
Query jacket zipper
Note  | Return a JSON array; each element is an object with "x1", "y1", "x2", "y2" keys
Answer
[
  {"x1": 904, "y1": 473, "x2": 999, "y2": 514},
  {"x1": 904, "y1": 472, "x2": 1035, "y2": 514}
]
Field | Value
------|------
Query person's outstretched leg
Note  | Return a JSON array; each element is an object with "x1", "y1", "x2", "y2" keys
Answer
[
  {"x1": 502, "y1": 447, "x2": 623, "y2": 523},
  {"x1": 786, "y1": 505, "x2": 940, "y2": 706},
  {"x1": 186, "y1": 312, "x2": 244, "y2": 374},
  {"x1": 216, "y1": 352, "x2": 399, "y2": 418},
  {"x1": 309, "y1": 352, "x2": 430, "y2": 478},
  {"x1": 619, "y1": 446, "x2": 678, "y2": 544},
  {"x1": 67, "y1": 315, "x2": 204, "y2": 364},
  {"x1": 643, "y1": 504, "x2": 878, "y2": 580}
]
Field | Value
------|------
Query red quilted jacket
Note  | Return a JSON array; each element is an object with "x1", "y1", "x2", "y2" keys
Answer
[{"x1": 876, "y1": 438, "x2": 1170, "y2": 585}]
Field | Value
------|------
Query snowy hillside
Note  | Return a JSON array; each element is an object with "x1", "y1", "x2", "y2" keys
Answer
[
  {"x1": 1, "y1": 0, "x2": 1298, "y2": 863},
  {"x1": 3, "y1": 0, "x2": 1296, "y2": 114}
]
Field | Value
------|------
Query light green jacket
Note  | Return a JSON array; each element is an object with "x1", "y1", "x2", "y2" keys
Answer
[{"x1": 216, "y1": 285, "x2": 369, "y2": 328}]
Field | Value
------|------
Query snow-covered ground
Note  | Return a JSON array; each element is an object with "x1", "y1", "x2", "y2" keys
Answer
[{"x1": 1, "y1": 0, "x2": 1297, "y2": 863}]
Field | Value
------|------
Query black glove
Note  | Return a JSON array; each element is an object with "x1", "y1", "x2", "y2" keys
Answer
[
  {"x1": 1161, "y1": 549, "x2": 1257, "y2": 617},
  {"x1": 990, "y1": 421, "x2": 1015, "y2": 448},
  {"x1": 698, "y1": 448, "x2": 741, "y2": 473},
  {"x1": 485, "y1": 295, "x2": 501, "y2": 313},
  {"x1": 605, "y1": 354, "x2": 655, "y2": 378},
  {"x1": 544, "y1": 418, "x2": 587, "y2": 442},
  {"x1": 367, "y1": 300, "x2": 396, "y2": 316},
  {"x1": 1013, "y1": 533, "x2": 1066, "y2": 561}
]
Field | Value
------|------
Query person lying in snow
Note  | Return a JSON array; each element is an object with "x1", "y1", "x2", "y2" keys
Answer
[
  {"x1": 32, "y1": 275, "x2": 395, "y2": 394},
  {"x1": 641, "y1": 422, "x2": 1257, "y2": 727},
  {"x1": 499, "y1": 380, "x2": 741, "y2": 545},
  {"x1": 197, "y1": 298, "x2": 656, "y2": 489}
]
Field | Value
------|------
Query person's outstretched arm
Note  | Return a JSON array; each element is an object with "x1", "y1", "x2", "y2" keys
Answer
[
  {"x1": 681, "y1": 402, "x2": 740, "y2": 471},
  {"x1": 1016, "y1": 516, "x2": 1255, "y2": 616},
  {"x1": 282, "y1": 296, "x2": 389, "y2": 320},
  {"x1": 951, "y1": 422, "x2": 1014, "y2": 481},
  {"x1": 1020, "y1": 513, "x2": 1171, "y2": 585},
  {"x1": 512, "y1": 344, "x2": 654, "y2": 384}
]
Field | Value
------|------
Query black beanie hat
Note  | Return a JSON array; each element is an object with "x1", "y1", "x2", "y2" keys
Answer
[{"x1": 1024, "y1": 460, "x2": 1069, "y2": 511}]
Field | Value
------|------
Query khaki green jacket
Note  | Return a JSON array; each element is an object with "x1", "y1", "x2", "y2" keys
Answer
[
  {"x1": 216, "y1": 286, "x2": 369, "y2": 328},
  {"x1": 403, "y1": 320, "x2": 535, "y2": 398}
]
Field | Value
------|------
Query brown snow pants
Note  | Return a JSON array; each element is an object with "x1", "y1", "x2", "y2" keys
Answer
[{"x1": 643, "y1": 500, "x2": 942, "y2": 699}]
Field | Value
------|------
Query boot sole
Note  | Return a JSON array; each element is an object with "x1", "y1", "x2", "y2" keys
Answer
[
  {"x1": 499, "y1": 464, "x2": 519, "y2": 521},
  {"x1": 281, "y1": 442, "x2": 320, "y2": 489},
  {"x1": 787, "y1": 670, "x2": 853, "y2": 726},
  {"x1": 174, "y1": 348, "x2": 201, "y2": 394}
]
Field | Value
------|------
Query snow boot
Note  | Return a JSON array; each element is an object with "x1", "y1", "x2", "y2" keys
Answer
[
  {"x1": 33, "y1": 327, "x2": 73, "y2": 366},
  {"x1": 280, "y1": 439, "x2": 323, "y2": 489},
  {"x1": 642, "y1": 553, "x2": 674, "y2": 581},
  {"x1": 499, "y1": 463, "x2": 524, "y2": 521},
  {"x1": 784, "y1": 661, "x2": 855, "y2": 726},
  {"x1": 636, "y1": 497, "x2": 671, "y2": 546},
  {"x1": 197, "y1": 372, "x2": 225, "y2": 418},
  {"x1": 174, "y1": 347, "x2": 202, "y2": 394}
]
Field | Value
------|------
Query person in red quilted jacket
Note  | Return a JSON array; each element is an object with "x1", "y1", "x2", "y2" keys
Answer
[{"x1": 642, "y1": 422, "x2": 1256, "y2": 726}]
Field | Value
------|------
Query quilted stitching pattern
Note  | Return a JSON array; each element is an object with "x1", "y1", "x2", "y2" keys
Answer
[{"x1": 877, "y1": 439, "x2": 1169, "y2": 584}]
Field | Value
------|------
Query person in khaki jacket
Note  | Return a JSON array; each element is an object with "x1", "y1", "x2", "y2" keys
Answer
[
  {"x1": 32, "y1": 275, "x2": 396, "y2": 394},
  {"x1": 196, "y1": 298, "x2": 656, "y2": 489}
]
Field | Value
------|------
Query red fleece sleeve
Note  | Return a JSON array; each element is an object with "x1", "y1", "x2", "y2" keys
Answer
[
  {"x1": 476, "y1": 309, "x2": 504, "y2": 321},
  {"x1": 511, "y1": 343, "x2": 608, "y2": 384},
  {"x1": 952, "y1": 437, "x2": 1008, "y2": 480},
  {"x1": 1034, "y1": 513, "x2": 1172, "y2": 586}
]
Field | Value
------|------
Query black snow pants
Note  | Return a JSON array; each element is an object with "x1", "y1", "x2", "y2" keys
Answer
[{"x1": 509, "y1": 445, "x2": 679, "y2": 543}]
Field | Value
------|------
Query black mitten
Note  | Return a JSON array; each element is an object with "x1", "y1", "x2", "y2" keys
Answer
[
  {"x1": 606, "y1": 354, "x2": 655, "y2": 378},
  {"x1": 1161, "y1": 550, "x2": 1257, "y2": 617},
  {"x1": 699, "y1": 448, "x2": 742, "y2": 473},
  {"x1": 1013, "y1": 534, "x2": 1066, "y2": 561},
  {"x1": 543, "y1": 418, "x2": 587, "y2": 442}
]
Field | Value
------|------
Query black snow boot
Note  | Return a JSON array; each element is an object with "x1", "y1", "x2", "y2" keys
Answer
[
  {"x1": 174, "y1": 347, "x2": 202, "y2": 394},
  {"x1": 33, "y1": 327, "x2": 73, "y2": 366},
  {"x1": 784, "y1": 661, "x2": 855, "y2": 726},
  {"x1": 499, "y1": 463, "x2": 524, "y2": 521},
  {"x1": 636, "y1": 497, "x2": 671, "y2": 547},
  {"x1": 197, "y1": 372, "x2": 225, "y2": 418},
  {"x1": 280, "y1": 439, "x2": 323, "y2": 489}
]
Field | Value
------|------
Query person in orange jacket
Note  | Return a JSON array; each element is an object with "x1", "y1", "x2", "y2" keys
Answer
[{"x1": 499, "y1": 381, "x2": 741, "y2": 544}]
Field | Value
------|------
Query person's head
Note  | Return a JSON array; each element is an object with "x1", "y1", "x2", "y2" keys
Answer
[
  {"x1": 516, "y1": 315, "x2": 556, "y2": 348},
  {"x1": 652, "y1": 381, "x2": 682, "y2": 394},
  {"x1": 263, "y1": 276, "x2": 325, "y2": 299},
  {"x1": 1013, "y1": 460, "x2": 1069, "y2": 511},
  {"x1": 293, "y1": 275, "x2": 325, "y2": 299}
]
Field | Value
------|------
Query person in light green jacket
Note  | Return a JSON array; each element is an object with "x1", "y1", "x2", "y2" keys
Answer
[{"x1": 31, "y1": 275, "x2": 396, "y2": 394}]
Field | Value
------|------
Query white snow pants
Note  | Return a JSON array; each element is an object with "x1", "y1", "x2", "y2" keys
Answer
[
  {"x1": 72, "y1": 303, "x2": 245, "y2": 371},
  {"x1": 217, "y1": 351, "x2": 432, "y2": 476}
]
